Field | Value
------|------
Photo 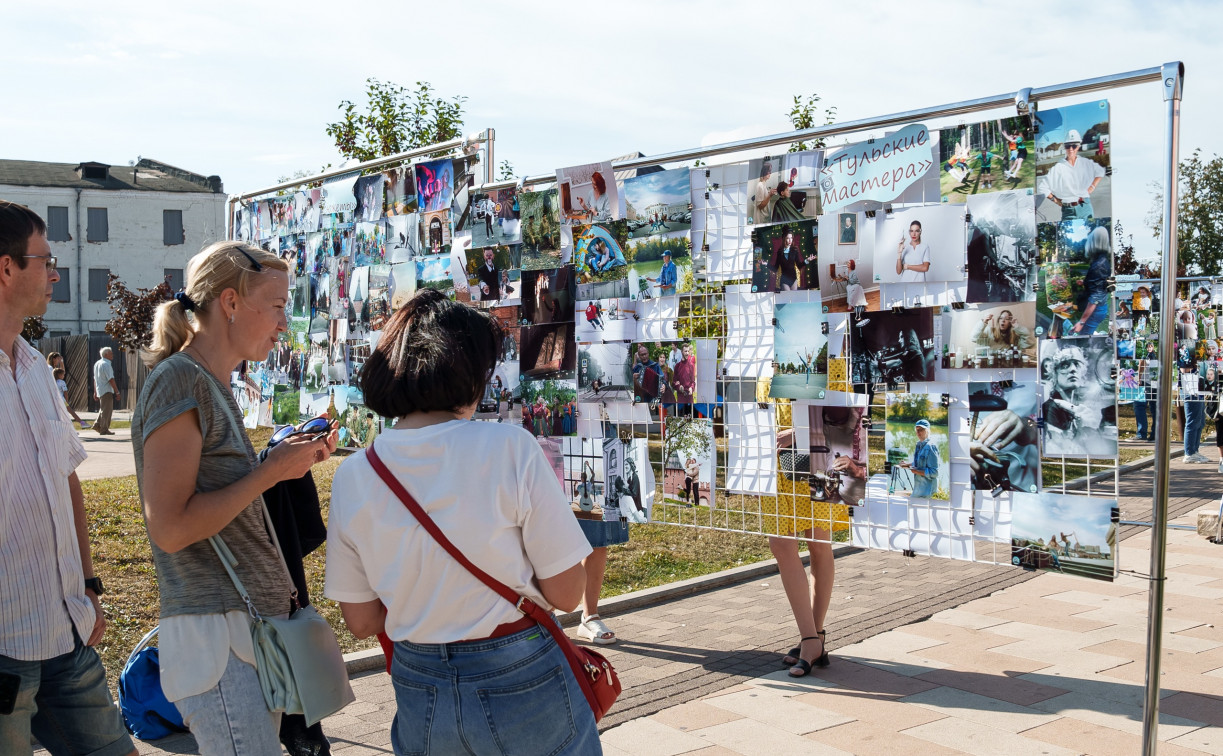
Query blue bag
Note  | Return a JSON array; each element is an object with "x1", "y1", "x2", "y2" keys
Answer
[{"x1": 118, "y1": 626, "x2": 187, "y2": 740}]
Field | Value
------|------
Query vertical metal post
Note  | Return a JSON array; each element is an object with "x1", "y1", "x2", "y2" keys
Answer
[
  {"x1": 484, "y1": 128, "x2": 496, "y2": 186},
  {"x1": 1142, "y1": 60, "x2": 1184, "y2": 756}
]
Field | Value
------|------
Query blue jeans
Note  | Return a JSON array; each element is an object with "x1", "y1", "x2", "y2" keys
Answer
[
  {"x1": 0, "y1": 632, "x2": 135, "y2": 756},
  {"x1": 174, "y1": 651, "x2": 282, "y2": 756},
  {"x1": 391, "y1": 625, "x2": 601, "y2": 756},
  {"x1": 1134, "y1": 399, "x2": 1149, "y2": 440},
  {"x1": 1184, "y1": 399, "x2": 1205, "y2": 456}
]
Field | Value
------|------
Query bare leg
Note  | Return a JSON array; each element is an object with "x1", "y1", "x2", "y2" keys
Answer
[
  {"x1": 581, "y1": 547, "x2": 608, "y2": 618},
  {"x1": 769, "y1": 536, "x2": 817, "y2": 658},
  {"x1": 806, "y1": 531, "x2": 834, "y2": 633}
]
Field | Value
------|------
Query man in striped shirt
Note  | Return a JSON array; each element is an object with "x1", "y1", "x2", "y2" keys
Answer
[{"x1": 0, "y1": 202, "x2": 136, "y2": 756}]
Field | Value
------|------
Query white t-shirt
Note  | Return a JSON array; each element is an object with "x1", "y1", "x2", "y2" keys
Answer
[
  {"x1": 1041, "y1": 157, "x2": 1106, "y2": 202},
  {"x1": 324, "y1": 420, "x2": 591, "y2": 643},
  {"x1": 753, "y1": 181, "x2": 773, "y2": 225},
  {"x1": 900, "y1": 242, "x2": 932, "y2": 282}
]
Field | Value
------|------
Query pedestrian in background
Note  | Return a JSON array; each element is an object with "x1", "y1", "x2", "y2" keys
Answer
[{"x1": 92, "y1": 346, "x2": 118, "y2": 435}]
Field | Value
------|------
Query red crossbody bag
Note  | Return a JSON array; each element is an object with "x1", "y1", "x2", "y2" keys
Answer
[{"x1": 365, "y1": 445, "x2": 621, "y2": 722}]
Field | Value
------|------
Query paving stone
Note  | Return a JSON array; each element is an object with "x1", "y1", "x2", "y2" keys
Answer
[
  {"x1": 902, "y1": 716, "x2": 1078, "y2": 756},
  {"x1": 915, "y1": 668, "x2": 1068, "y2": 706},
  {"x1": 1019, "y1": 717, "x2": 1209, "y2": 756},
  {"x1": 804, "y1": 720, "x2": 965, "y2": 756},
  {"x1": 901, "y1": 685, "x2": 1062, "y2": 733},
  {"x1": 703, "y1": 688, "x2": 854, "y2": 735},
  {"x1": 1167, "y1": 726, "x2": 1223, "y2": 755},
  {"x1": 687, "y1": 718, "x2": 855, "y2": 756},
  {"x1": 1029, "y1": 690, "x2": 1206, "y2": 741},
  {"x1": 791, "y1": 688, "x2": 948, "y2": 732},
  {"x1": 1159, "y1": 691, "x2": 1223, "y2": 728},
  {"x1": 600, "y1": 717, "x2": 711, "y2": 755},
  {"x1": 649, "y1": 701, "x2": 746, "y2": 732}
]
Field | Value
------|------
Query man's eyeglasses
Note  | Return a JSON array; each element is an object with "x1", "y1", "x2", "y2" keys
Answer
[
  {"x1": 234, "y1": 246, "x2": 264, "y2": 272},
  {"x1": 24, "y1": 254, "x2": 57, "y2": 270}
]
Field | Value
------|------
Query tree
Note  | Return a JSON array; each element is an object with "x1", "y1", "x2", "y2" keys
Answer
[
  {"x1": 787, "y1": 94, "x2": 838, "y2": 152},
  {"x1": 1113, "y1": 220, "x2": 1138, "y2": 275},
  {"x1": 498, "y1": 160, "x2": 515, "y2": 181},
  {"x1": 662, "y1": 417, "x2": 712, "y2": 471},
  {"x1": 105, "y1": 273, "x2": 173, "y2": 352},
  {"x1": 326, "y1": 79, "x2": 467, "y2": 163},
  {"x1": 21, "y1": 316, "x2": 46, "y2": 344},
  {"x1": 1148, "y1": 149, "x2": 1223, "y2": 275}
]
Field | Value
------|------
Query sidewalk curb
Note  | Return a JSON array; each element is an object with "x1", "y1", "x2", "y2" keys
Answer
[{"x1": 341, "y1": 547, "x2": 842, "y2": 676}]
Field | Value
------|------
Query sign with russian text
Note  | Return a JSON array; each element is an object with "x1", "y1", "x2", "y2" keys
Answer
[{"x1": 819, "y1": 123, "x2": 934, "y2": 210}]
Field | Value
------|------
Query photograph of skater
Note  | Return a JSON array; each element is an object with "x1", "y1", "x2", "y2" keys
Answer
[{"x1": 1011, "y1": 491, "x2": 1117, "y2": 581}]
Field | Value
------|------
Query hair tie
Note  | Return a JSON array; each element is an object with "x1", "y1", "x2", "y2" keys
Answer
[{"x1": 174, "y1": 291, "x2": 197, "y2": 311}]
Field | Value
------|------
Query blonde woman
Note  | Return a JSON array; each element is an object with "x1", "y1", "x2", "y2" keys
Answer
[{"x1": 132, "y1": 242, "x2": 337, "y2": 754}]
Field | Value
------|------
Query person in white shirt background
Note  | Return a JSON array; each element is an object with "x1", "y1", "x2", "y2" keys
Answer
[
  {"x1": 896, "y1": 220, "x2": 932, "y2": 283},
  {"x1": 1040, "y1": 129, "x2": 1105, "y2": 220}
]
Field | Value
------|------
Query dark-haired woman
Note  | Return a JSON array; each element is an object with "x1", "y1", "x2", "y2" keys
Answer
[{"x1": 323, "y1": 289, "x2": 600, "y2": 755}]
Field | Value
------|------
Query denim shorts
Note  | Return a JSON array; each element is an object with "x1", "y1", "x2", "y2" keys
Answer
[
  {"x1": 578, "y1": 517, "x2": 629, "y2": 548},
  {"x1": 391, "y1": 625, "x2": 601, "y2": 756},
  {"x1": 0, "y1": 633, "x2": 135, "y2": 756}
]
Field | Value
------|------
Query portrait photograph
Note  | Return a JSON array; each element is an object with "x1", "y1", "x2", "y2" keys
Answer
[
  {"x1": 1034, "y1": 100, "x2": 1111, "y2": 223},
  {"x1": 415, "y1": 158, "x2": 455, "y2": 214},
  {"x1": 354, "y1": 174, "x2": 385, "y2": 223},
  {"x1": 885, "y1": 392, "x2": 950, "y2": 501},
  {"x1": 942, "y1": 302, "x2": 1038, "y2": 369},
  {"x1": 873, "y1": 206, "x2": 967, "y2": 284},
  {"x1": 556, "y1": 160, "x2": 621, "y2": 225},
  {"x1": 837, "y1": 212, "x2": 857, "y2": 245},
  {"x1": 1039, "y1": 337, "x2": 1118, "y2": 458},
  {"x1": 750, "y1": 219, "x2": 818, "y2": 292},
  {"x1": 464, "y1": 244, "x2": 522, "y2": 306}
]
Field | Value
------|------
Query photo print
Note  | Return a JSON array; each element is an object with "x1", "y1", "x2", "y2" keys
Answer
[
  {"x1": 571, "y1": 220, "x2": 630, "y2": 285},
  {"x1": 321, "y1": 173, "x2": 359, "y2": 218},
  {"x1": 1039, "y1": 337, "x2": 1118, "y2": 457},
  {"x1": 353, "y1": 221, "x2": 385, "y2": 266},
  {"x1": 520, "y1": 322, "x2": 576, "y2": 380},
  {"x1": 346, "y1": 266, "x2": 371, "y2": 334},
  {"x1": 662, "y1": 417, "x2": 715, "y2": 507},
  {"x1": 967, "y1": 381, "x2": 1040, "y2": 494},
  {"x1": 626, "y1": 234, "x2": 690, "y2": 300},
  {"x1": 874, "y1": 206, "x2": 967, "y2": 284},
  {"x1": 769, "y1": 301, "x2": 828, "y2": 400},
  {"x1": 367, "y1": 264, "x2": 391, "y2": 330},
  {"x1": 630, "y1": 340, "x2": 696, "y2": 405},
  {"x1": 519, "y1": 378, "x2": 578, "y2": 438},
  {"x1": 818, "y1": 211, "x2": 878, "y2": 315},
  {"x1": 966, "y1": 190, "x2": 1038, "y2": 303},
  {"x1": 464, "y1": 244, "x2": 522, "y2": 306},
  {"x1": 938, "y1": 116, "x2": 1035, "y2": 201},
  {"x1": 575, "y1": 296, "x2": 637, "y2": 343},
  {"x1": 423, "y1": 209, "x2": 453, "y2": 255},
  {"x1": 556, "y1": 160, "x2": 621, "y2": 224},
  {"x1": 387, "y1": 261, "x2": 416, "y2": 310},
  {"x1": 942, "y1": 302, "x2": 1038, "y2": 369},
  {"x1": 563, "y1": 437, "x2": 606, "y2": 518},
  {"x1": 624, "y1": 167, "x2": 692, "y2": 239},
  {"x1": 603, "y1": 435, "x2": 654, "y2": 524},
  {"x1": 746, "y1": 150, "x2": 823, "y2": 226},
  {"x1": 384, "y1": 165, "x2": 418, "y2": 216},
  {"x1": 324, "y1": 224, "x2": 352, "y2": 260},
  {"x1": 414, "y1": 253, "x2": 454, "y2": 296},
  {"x1": 1011, "y1": 491, "x2": 1117, "y2": 581},
  {"x1": 885, "y1": 392, "x2": 950, "y2": 500},
  {"x1": 779, "y1": 403, "x2": 869, "y2": 509},
  {"x1": 850, "y1": 307, "x2": 938, "y2": 387},
  {"x1": 415, "y1": 157, "x2": 455, "y2": 214},
  {"x1": 521, "y1": 267, "x2": 574, "y2": 325},
  {"x1": 385, "y1": 214, "x2": 421, "y2": 263},
  {"x1": 475, "y1": 308, "x2": 520, "y2": 424},
  {"x1": 750, "y1": 219, "x2": 819, "y2": 292},
  {"x1": 577, "y1": 343, "x2": 633, "y2": 402},
  {"x1": 326, "y1": 317, "x2": 349, "y2": 384},
  {"x1": 467, "y1": 187, "x2": 521, "y2": 248},
  {"x1": 1036, "y1": 219, "x2": 1112, "y2": 338},
  {"x1": 518, "y1": 189, "x2": 563, "y2": 270},
  {"x1": 1035, "y1": 99, "x2": 1111, "y2": 223},
  {"x1": 354, "y1": 174, "x2": 385, "y2": 223}
]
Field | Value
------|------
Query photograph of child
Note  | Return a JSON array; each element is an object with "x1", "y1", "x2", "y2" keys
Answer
[
  {"x1": 557, "y1": 160, "x2": 621, "y2": 224},
  {"x1": 885, "y1": 392, "x2": 950, "y2": 501},
  {"x1": 415, "y1": 158, "x2": 454, "y2": 214},
  {"x1": 769, "y1": 302, "x2": 828, "y2": 400},
  {"x1": 1011, "y1": 491, "x2": 1117, "y2": 581},
  {"x1": 818, "y1": 211, "x2": 877, "y2": 315},
  {"x1": 967, "y1": 382, "x2": 1040, "y2": 494},
  {"x1": 873, "y1": 206, "x2": 967, "y2": 284},
  {"x1": 519, "y1": 379, "x2": 578, "y2": 438},
  {"x1": 519, "y1": 189, "x2": 563, "y2": 270},
  {"x1": 575, "y1": 297, "x2": 637, "y2": 343},
  {"x1": 467, "y1": 187, "x2": 521, "y2": 248},
  {"x1": 942, "y1": 302, "x2": 1038, "y2": 369},
  {"x1": 966, "y1": 190, "x2": 1038, "y2": 303},
  {"x1": 1037, "y1": 219, "x2": 1112, "y2": 339},
  {"x1": 521, "y1": 267, "x2": 574, "y2": 325},
  {"x1": 662, "y1": 417, "x2": 715, "y2": 508},
  {"x1": 1039, "y1": 337, "x2": 1118, "y2": 458},
  {"x1": 578, "y1": 343, "x2": 633, "y2": 402},
  {"x1": 520, "y1": 322, "x2": 576, "y2": 380},
  {"x1": 464, "y1": 244, "x2": 521, "y2": 306},
  {"x1": 750, "y1": 220, "x2": 818, "y2": 292},
  {"x1": 851, "y1": 308, "x2": 938, "y2": 387},
  {"x1": 939, "y1": 116, "x2": 1035, "y2": 201},
  {"x1": 1035, "y1": 100, "x2": 1110, "y2": 223},
  {"x1": 624, "y1": 167, "x2": 692, "y2": 239}
]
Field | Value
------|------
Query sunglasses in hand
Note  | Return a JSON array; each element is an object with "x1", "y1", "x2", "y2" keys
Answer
[{"x1": 268, "y1": 417, "x2": 335, "y2": 447}]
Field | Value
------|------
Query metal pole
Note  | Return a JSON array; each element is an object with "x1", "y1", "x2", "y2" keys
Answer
[{"x1": 1142, "y1": 60, "x2": 1184, "y2": 756}]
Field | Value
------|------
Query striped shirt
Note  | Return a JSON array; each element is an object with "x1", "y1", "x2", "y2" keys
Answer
[{"x1": 0, "y1": 337, "x2": 92, "y2": 661}]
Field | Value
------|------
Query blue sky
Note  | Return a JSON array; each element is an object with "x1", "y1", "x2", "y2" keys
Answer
[
  {"x1": 1012, "y1": 492, "x2": 1115, "y2": 553},
  {"x1": 3, "y1": 2, "x2": 1218, "y2": 260},
  {"x1": 624, "y1": 168, "x2": 691, "y2": 208},
  {"x1": 773, "y1": 302, "x2": 825, "y2": 360}
]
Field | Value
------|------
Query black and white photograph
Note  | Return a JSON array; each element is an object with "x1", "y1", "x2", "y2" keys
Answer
[
  {"x1": 1011, "y1": 491, "x2": 1117, "y2": 581},
  {"x1": 967, "y1": 382, "x2": 1040, "y2": 493},
  {"x1": 577, "y1": 343, "x2": 633, "y2": 402},
  {"x1": 1039, "y1": 337, "x2": 1118, "y2": 457},
  {"x1": 850, "y1": 307, "x2": 938, "y2": 387},
  {"x1": 386, "y1": 214, "x2": 421, "y2": 263},
  {"x1": 965, "y1": 190, "x2": 1038, "y2": 303},
  {"x1": 603, "y1": 436, "x2": 654, "y2": 524}
]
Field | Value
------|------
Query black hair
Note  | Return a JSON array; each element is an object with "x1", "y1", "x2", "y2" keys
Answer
[
  {"x1": 357, "y1": 289, "x2": 503, "y2": 418},
  {"x1": 0, "y1": 200, "x2": 47, "y2": 268}
]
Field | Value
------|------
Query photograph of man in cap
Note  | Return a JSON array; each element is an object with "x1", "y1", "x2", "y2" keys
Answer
[
  {"x1": 901, "y1": 419, "x2": 940, "y2": 498},
  {"x1": 1041, "y1": 129, "x2": 1106, "y2": 220}
]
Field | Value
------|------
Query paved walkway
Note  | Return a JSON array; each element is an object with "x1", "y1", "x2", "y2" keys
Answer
[
  {"x1": 111, "y1": 461, "x2": 1222, "y2": 755},
  {"x1": 75, "y1": 409, "x2": 136, "y2": 481}
]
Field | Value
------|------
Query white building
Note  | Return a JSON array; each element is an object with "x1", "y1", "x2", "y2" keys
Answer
[{"x1": 0, "y1": 158, "x2": 227, "y2": 336}]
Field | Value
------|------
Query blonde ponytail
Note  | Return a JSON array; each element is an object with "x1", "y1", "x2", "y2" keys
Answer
[{"x1": 143, "y1": 299, "x2": 195, "y2": 367}]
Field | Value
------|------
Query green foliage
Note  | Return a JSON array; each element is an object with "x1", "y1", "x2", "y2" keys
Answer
[
  {"x1": 498, "y1": 160, "x2": 515, "y2": 181},
  {"x1": 519, "y1": 379, "x2": 576, "y2": 407},
  {"x1": 662, "y1": 417, "x2": 712, "y2": 469},
  {"x1": 21, "y1": 316, "x2": 46, "y2": 344},
  {"x1": 325, "y1": 79, "x2": 467, "y2": 162},
  {"x1": 787, "y1": 93, "x2": 838, "y2": 152},
  {"x1": 886, "y1": 394, "x2": 949, "y2": 426},
  {"x1": 1113, "y1": 220, "x2": 1138, "y2": 275},
  {"x1": 677, "y1": 290, "x2": 727, "y2": 348},
  {"x1": 632, "y1": 235, "x2": 690, "y2": 264},
  {"x1": 104, "y1": 273, "x2": 173, "y2": 352},
  {"x1": 1149, "y1": 149, "x2": 1223, "y2": 275}
]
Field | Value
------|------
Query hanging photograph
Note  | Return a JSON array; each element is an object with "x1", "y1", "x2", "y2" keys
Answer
[
  {"x1": 346, "y1": 266, "x2": 371, "y2": 334},
  {"x1": 779, "y1": 403, "x2": 869, "y2": 509},
  {"x1": 354, "y1": 174, "x2": 385, "y2": 222},
  {"x1": 769, "y1": 301, "x2": 828, "y2": 399},
  {"x1": 384, "y1": 165, "x2": 418, "y2": 216},
  {"x1": 572, "y1": 220, "x2": 631, "y2": 301},
  {"x1": 850, "y1": 307, "x2": 938, "y2": 387},
  {"x1": 965, "y1": 190, "x2": 1037, "y2": 303},
  {"x1": 662, "y1": 417, "x2": 715, "y2": 508},
  {"x1": 628, "y1": 341, "x2": 678, "y2": 405},
  {"x1": 967, "y1": 382, "x2": 1040, "y2": 493},
  {"x1": 464, "y1": 244, "x2": 521, "y2": 306},
  {"x1": 745, "y1": 150, "x2": 823, "y2": 226},
  {"x1": 353, "y1": 221, "x2": 385, "y2": 266},
  {"x1": 520, "y1": 267, "x2": 574, "y2": 325},
  {"x1": 818, "y1": 211, "x2": 877, "y2": 315},
  {"x1": 575, "y1": 296, "x2": 637, "y2": 343},
  {"x1": 1036, "y1": 219, "x2": 1112, "y2": 338},
  {"x1": 624, "y1": 234, "x2": 690, "y2": 301},
  {"x1": 873, "y1": 206, "x2": 967, "y2": 284},
  {"x1": 604, "y1": 436, "x2": 654, "y2": 524},
  {"x1": 422, "y1": 208, "x2": 453, "y2": 256},
  {"x1": 414, "y1": 253, "x2": 454, "y2": 296},
  {"x1": 321, "y1": 173, "x2": 358, "y2": 217},
  {"x1": 750, "y1": 219, "x2": 819, "y2": 292},
  {"x1": 519, "y1": 378, "x2": 578, "y2": 438},
  {"x1": 942, "y1": 302, "x2": 1038, "y2": 369},
  {"x1": 519, "y1": 189, "x2": 563, "y2": 271},
  {"x1": 563, "y1": 436, "x2": 606, "y2": 518},
  {"x1": 577, "y1": 343, "x2": 633, "y2": 402},
  {"x1": 1011, "y1": 491, "x2": 1117, "y2": 581},
  {"x1": 415, "y1": 158, "x2": 455, "y2": 214},
  {"x1": 367, "y1": 264, "x2": 391, "y2": 330},
  {"x1": 624, "y1": 167, "x2": 692, "y2": 239},
  {"x1": 885, "y1": 392, "x2": 950, "y2": 501},
  {"x1": 1035, "y1": 99, "x2": 1111, "y2": 223},
  {"x1": 1039, "y1": 337, "x2": 1118, "y2": 457},
  {"x1": 556, "y1": 160, "x2": 621, "y2": 224},
  {"x1": 387, "y1": 261, "x2": 415, "y2": 310},
  {"x1": 938, "y1": 116, "x2": 1035, "y2": 202},
  {"x1": 385, "y1": 214, "x2": 421, "y2": 263},
  {"x1": 467, "y1": 187, "x2": 521, "y2": 248},
  {"x1": 520, "y1": 322, "x2": 576, "y2": 380}
]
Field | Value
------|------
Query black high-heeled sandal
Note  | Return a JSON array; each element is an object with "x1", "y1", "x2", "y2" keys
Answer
[{"x1": 788, "y1": 630, "x2": 829, "y2": 677}]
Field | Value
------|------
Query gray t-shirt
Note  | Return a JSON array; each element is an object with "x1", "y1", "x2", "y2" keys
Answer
[{"x1": 132, "y1": 352, "x2": 290, "y2": 618}]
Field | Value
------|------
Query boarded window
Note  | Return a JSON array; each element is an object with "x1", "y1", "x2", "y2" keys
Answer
[
  {"x1": 164, "y1": 268, "x2": 184, "y2": 291},
  {"x1": 51, "y1": 268, "x2": 71, "y2": 302},
  {"x1": 88, "y1": 268, "x2": 110, "y2": 301},
  {"x1": 163, "y1": 209, "x2": 184, "y2": 245},
  {"x1": 47, "y1": 206, "x2": 70, "y2": 242},
  {"x1": 86, "y1": 208, "x2": 108, "y2": 242}
]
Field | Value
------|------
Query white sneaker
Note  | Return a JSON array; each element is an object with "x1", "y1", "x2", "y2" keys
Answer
[
  {"x1": 1216, "y1": 460, "x2": 1223, "y2": 473},
  {"x1": 1195, "y1": 453, "x2": 1214, "y2": 464}
]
